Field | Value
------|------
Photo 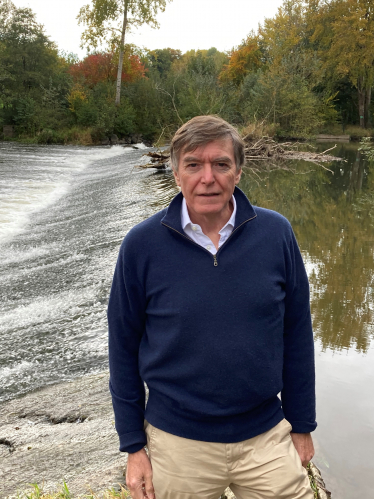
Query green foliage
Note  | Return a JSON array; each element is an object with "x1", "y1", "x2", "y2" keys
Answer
[
  {"x1": 68, "y1": 82, "x2": 135, "y2": 137},
  {"x1": 77, "y1": 0, "x2": 170, "y2": 105},
  {"x1": 148, "y1": 47, "x2": 182, "y2": 78},
  {"x1": 17, "y1": 481, "x2": 130, "y2": 499},
  {"x1": 240, "y1": 62, "x2": 324, "y2": 137},
  {"x1": 2, "y1": 0, "x2": 374, "y2": 143},
  {"x1": 78, "y1": 0, "x2": 168, "y2": 49}
]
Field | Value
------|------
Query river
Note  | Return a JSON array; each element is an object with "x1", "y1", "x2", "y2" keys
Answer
[{"x1": 0, "y1": 140, "x2": 373, "y2": 498}]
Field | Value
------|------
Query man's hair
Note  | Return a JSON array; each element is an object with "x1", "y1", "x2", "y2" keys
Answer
[{"x1": 170, "y1": 115, "x2": 245, "y2": 173}]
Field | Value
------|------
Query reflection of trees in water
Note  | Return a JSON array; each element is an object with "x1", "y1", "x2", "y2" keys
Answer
[
  {"x1": 142, "y1": 170, "x2": 179, "y2": 211},
  {"x1": 239, "y1": 151, "x2": 374, "y2": 353}
]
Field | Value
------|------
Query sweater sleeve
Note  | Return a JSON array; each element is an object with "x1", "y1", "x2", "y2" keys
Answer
[
  {"x1": 282, "y1": 227, "x2": 317, "y2": 433},
  {"x1": 107, "y1": 239, "x2": 147, "y2": 453}
]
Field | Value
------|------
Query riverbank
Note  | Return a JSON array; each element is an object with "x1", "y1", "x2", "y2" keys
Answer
[
  {"x1": 0, "y1": 373, "x2": 238, "y2": 499},
  {"x1": 2, "y1": 123, "x2": 373, "y2": 147},
  {"x1": 0, "y1": 127, "x2": 151, "y2": 147},
  {"x1": 0, "y1": 372, "x2": 127, "y2": 498},
  {"x1": 1, "y1": 371, "x2": 330, "y2": 499}
]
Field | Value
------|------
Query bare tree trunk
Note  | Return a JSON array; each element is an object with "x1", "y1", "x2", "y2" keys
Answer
[
  {"x1": 365, "y1": 85, "x2": 372, "y2": 128},
  {"x1": 115, "y1": 0, "x2": 128, "y2": 107},
  {"x1": 358, "y1": 77, "x2": 366, "y2": 128}
]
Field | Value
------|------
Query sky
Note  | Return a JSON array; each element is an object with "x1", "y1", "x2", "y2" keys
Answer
[{"x1": 12, "y1": 0, "x2": 284, "y2": 58}]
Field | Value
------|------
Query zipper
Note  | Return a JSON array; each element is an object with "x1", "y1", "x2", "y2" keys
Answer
[
  {"x1": 215, "y1": 215, "x2": 257, "y2": 262},
  {"x1": 162, "y1": 213, "x2": 257, "y2": 267}
]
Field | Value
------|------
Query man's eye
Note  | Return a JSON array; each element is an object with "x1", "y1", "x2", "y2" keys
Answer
[
  {"x1": 217, "y1": 163, "x2": 229, "y2": 168},
  {"x1": 187, "y1": 163, "x2": 198, "y2": 168}
]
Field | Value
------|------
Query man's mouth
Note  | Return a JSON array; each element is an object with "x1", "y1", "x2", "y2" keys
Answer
[{"x1": 198, "y1": 193, "x2": 220, "y2": 196}]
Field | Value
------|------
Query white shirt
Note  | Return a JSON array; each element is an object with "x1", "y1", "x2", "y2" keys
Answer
[{"x1": 181, "y1": 195, "x2": 237, "y2": 255}]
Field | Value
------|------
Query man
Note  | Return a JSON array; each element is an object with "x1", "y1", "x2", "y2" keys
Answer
[{"x1": 108, "y1": 115, "x2": 316, "y2": 499}]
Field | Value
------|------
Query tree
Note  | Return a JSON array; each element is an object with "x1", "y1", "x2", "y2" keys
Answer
[
  {"x1": 148, "y1": 47, "x2": 182, "y2": 78},
  {"x1": 309, "y1": 0, "x2": 374, "y2": 128},
  {"x1": 241, "y1": 59, "x2": 324, "y2": 136},
  {"x1": 69, "y1": 50, "x2": 145, "y2": 87},
  {"x1": 78, "y1": 0, "x2": 170, "y2": 107},
  {"x1": 219, "y1": 33, "x2": 263, "y2": 86},
  {"x1": 0, "y1": 0, "x2": 65, "y2": 131}
]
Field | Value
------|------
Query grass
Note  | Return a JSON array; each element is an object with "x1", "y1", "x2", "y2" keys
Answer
[
  {"x1": 240, "y1": 121, "x2": 279, "y2": 140},
  {"x1": 317, "y1": 123, "x2": 374, "y2": 140},
  {"x1": 16, "y1": 482, "x2": 131, "y2": 499},
  {"x1": 307, "y1": 465, "x2": 319, "y2": 499},
  {"x1": 17, "y1": 475, "x2": 320, "y2": 499}
]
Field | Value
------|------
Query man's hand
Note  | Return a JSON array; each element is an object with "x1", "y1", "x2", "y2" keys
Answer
[
  {"x1": 126, "y1": 448, "x2": 155, "y2": 499},
  {"x1": 290, "y1": 432, "x2": 315, "y2": 468}
]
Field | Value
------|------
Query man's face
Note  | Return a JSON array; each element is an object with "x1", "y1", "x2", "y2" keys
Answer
[{"x1": 173, "y1": 139, "x2": 242, "y2": 219}]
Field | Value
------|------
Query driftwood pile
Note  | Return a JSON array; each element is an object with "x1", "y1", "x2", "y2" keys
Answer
[
  {"x1": 139, "y1": 135, "x2": 342, "y2": 171},
  {"x1": 141, "y1": 151, "x2": 170, "y2": 169}
]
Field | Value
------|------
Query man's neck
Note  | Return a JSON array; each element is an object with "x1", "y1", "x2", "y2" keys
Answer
[{"x1": 187, "y1": 201, "x2": 234, "y2": 248}]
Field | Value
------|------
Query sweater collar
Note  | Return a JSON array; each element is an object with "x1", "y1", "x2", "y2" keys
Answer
[{"x1": 161, "y1": 186, "x2": 257, "y2": 233}]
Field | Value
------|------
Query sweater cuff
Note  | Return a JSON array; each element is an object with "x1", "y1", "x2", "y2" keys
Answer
[
  {"x1": 119, "y1": 430, "x2": 147, "y2": 453},
  {"x1": 288, "y1": 420, "x2": 317, "y2": 433}
]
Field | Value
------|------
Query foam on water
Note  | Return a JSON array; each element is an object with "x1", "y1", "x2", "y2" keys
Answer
[
  {"x1": 1, "y1": 286, "x2": 97, "y2": 332},
  {"x1": 0, "y1": 142, "x2": 152, "y2": 402},
  {"x1": 0, "y1": 145, "x2": 128, "y2": 244},
  {"x1": 0, "y1": 360, "x2": 36, "y2": 383},
  {"x1": 0, "y1": 244, "x2": 52, "y2": 266}
]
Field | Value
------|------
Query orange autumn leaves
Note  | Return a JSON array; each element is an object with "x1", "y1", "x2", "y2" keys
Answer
[
  {"x1": 69, "y1": 52, "x2": 146, "y2": 88},
  {"x1": 219, "y1": 38, "x2": 262, "y2": 86}
]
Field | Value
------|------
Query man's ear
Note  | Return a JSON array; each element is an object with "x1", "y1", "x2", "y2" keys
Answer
[
  {"x1": 235, "y1": 168, "x2": 242, "y2": 185},
  {"x1": 173, "y1": 167, "x2": 181, "y2": 187}
]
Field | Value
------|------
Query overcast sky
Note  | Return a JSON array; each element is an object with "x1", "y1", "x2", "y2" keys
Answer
[{"x1": 12, "y1": 0, "x2": 284, "y2": 58}]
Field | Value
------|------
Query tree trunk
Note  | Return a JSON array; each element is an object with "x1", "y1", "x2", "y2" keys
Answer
[
  {"x1": 115, "y1": 1, "x2": 128, "y2": 107},
  {"x1": 358, "y1": 77, "x2": 366, "y2": 128},
  {"x1": 365, "y1": 85, "x2": 372, "y2": 128}
]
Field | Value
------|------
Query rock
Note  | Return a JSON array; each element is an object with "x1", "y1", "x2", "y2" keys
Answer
[
  {"x1": 110, "y1": 134, "x2": 119, "y2": 145},
  {"x1": 101, "y1": 137, "x2": 110, "y2": 145},
  {"x1": 3, "y1": 125, "x2": 14, "y2": 138},
  {"x1": 130, "y1": 134, "x2": 142, "y2": 144},
  {"x1": 0, "y1": 372, "x2": 127, "y2": 498}
]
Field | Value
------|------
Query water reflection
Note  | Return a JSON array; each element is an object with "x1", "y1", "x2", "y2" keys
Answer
[
  {"x1": 143, "y1": 169, "x2": 179, "y2": 210},
  {"x1": 240, "y1": 145, "x2": 374, "y2": 353},
  {"x1": 149, "y1": 143, "x2": 374, "y2": 353}
]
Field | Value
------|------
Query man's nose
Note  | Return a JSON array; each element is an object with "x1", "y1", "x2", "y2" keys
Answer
[{"x1": 201, "y1": 164, "x2": 215, "y2": 183}]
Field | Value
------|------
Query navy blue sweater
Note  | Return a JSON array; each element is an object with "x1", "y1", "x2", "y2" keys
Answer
[{"x1": 108, "y1": 187, "x2": 316, "y2": 453}]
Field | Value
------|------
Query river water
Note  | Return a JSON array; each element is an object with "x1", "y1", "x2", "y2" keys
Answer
[{"x1": 0, "y1": 140, "x2": 373, "y2": 498}]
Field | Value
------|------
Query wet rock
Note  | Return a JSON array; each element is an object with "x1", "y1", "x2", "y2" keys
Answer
[
  {"x1": 101, "y1": 137, "x2": 110, "y2": 146},
  {"x1": 110, "y1": 134, "x2": 119, "y2": 145},
  {"x1": 130, "y1": 134, "x2": 142, "y2": 144},
  {"x1": 0, "y1": 372, "x2": 127, "y2": 498}
]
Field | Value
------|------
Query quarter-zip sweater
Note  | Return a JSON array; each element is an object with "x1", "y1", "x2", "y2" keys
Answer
[{"x1": 108, "y1": 187, "x2": 317, "y2": 454}]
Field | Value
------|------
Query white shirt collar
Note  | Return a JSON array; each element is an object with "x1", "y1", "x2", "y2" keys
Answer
[{"x1": 181, "y1": 195, "x2": 237, "y2": 234}]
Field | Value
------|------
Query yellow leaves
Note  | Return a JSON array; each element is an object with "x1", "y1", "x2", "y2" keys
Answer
[
  {"x1": 259, "y1": 0, "x2": 306, "y2": 64},
  {"x1": 219, "y1": 37, "x2": 262, "y2": 85},
  {"x1": 67, "y1": 84, "x2": 88, "y2": 113},
  {"x1": 311, "y1": 0, "x2": 374, "y2": 88}
]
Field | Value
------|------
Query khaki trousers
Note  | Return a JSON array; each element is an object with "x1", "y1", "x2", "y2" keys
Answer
[{"x1": 145, "y1": 419, "x2": 314, "y2": 499}]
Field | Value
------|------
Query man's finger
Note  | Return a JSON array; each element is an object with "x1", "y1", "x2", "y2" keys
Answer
[
  {"x1": 126, "y1": 474, "x2": 145, "y2": 499},
  {"x1": 144, "y1": 472, "x2": 155, "y2": 499}
]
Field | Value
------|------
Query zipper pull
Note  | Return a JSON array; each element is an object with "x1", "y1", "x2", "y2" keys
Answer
[{"x1": 213, "y1": 255, "x2": 218, "y2": 267}]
